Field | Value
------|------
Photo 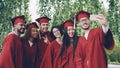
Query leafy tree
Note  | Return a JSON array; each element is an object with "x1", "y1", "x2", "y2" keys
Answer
[
  {"x1": 108, "y1": 0, "x2": 120, "y2": 42},
  {"x1": 37, "y1": 0, "x2": 104, "y2": 35},
  {"x1": 0, "y1": 0, "x2": 30, "y2": 50},
  {"x1": 37, "y1": 0, "x2": 120, "y2": 63}
]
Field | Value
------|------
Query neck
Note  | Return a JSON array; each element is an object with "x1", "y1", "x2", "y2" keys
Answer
[
  {"x1": 56, "y1": 37, "x2": 62, "y2": 41},
  {"x1": 29, "y1": 37, "x2": 33, "y2": 43},
  {"x1": 70, "y1": 38, "x2": 73, "y2": 43},
  {"x1": 70, "y1": 38, "x2": 73, "y2": 46},
  {"x1": 56, "y1": 37, "x2": 62, "y2": 45},
  {"x1": 13, "y1": 29, "x2": 20, "y2": 36},
  {"x1": 40, "y1": 30, "x2": 48, "y2": 34},
  {"x1": 83, "y1": 28, "x2": 91, "y2": 35}
]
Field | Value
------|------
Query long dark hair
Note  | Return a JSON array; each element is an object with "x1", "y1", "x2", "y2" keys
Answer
[
  {"x1": 50, "y1": 26, "x2": 63, "y2": 40},
  {"x1": 59, "y1": 29, "x2": 78, "y2": 58},
  {"x1": 21, "y1": 23, "x2": 39, "y2": 44}
]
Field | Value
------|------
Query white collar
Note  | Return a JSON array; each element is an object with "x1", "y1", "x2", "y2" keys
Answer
[
  {"x1": 28, "y1": 40, "x2": 33, "y2": 47},
  {"x1": 84, "y1": 29, "x2": 90, "y2": 40},
  {"x1": 9, "y1": 31, "x2": 19, "y2": 36}
]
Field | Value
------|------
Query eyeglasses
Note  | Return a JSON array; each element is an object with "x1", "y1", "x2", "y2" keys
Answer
[{"x1": 53, "y1": 30, "x2": 59, "y2": 33}]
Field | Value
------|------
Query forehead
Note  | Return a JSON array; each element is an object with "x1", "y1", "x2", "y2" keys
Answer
[
  {"x1": 40, "y1": 23, "x2": 48, "y2": 25},
  {"x1": 67, "y1": 26, "x2": 74, "y2": 29},
  {"x1": 16, "y1": 22, "x2": 25, "y2": 25},
  {"x1": 79, "y1": 17, "x2": 88, "y2": 21},
  {"x1": 53, "y1": 28, "x2": 58, "y2": 31},
  {"x1": 31, "y1": 27, "x2": 37, "y2": 30}
]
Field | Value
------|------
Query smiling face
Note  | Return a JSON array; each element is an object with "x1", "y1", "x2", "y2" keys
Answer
[
  {"x1": 39, "y1": 23, "x2": 49, "y2": 33},
  {"x1": 67, "y1": 26, "x2": 75, "y2": 38},
  {"x1": 78, "y1": 17, "x2": 90, "y2": 30},
  {"x1": 14, "y1": 23, "x2": 25, "y2": 34},
  {"x1": 52, "y1": 28, "x2": 61, "y2": 38},
  {"x1": 30, "y1": 28, "x2": 38, "y2": 38}
]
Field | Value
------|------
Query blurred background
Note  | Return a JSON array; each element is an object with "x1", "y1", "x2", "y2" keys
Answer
[{"x1": 0, "y1": 0, "x2": 120, "y2": 65}]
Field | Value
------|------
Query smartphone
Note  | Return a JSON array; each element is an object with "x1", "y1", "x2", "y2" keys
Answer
[{"x1": 90, "y1": 15, "x2": 99, "y2": 21}]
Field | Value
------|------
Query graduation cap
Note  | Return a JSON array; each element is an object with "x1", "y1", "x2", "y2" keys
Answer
[
  {"x1": 26, "y1": 22, "x2": 39, "y2": 29},
  {"x1": 36, "y1": 16, "x2": 51, "y2": 24},
  {"x1": 61, "y1": 19, "x2": 74, "y2": 29},
  {"x1": 11, "y1": 15, "x2": 26, "y2": 26},
  {"x1": 76, "y1": 10, "x2": 90, "y2": 21}
]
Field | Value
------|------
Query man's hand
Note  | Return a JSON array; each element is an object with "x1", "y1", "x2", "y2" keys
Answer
[
  {"x1": 96, "y1": 14, "x2": 109, "y2": 34},
  {"x1": 97, "y1": 14, "x2": 108, "y2": 27},
  {"x1": 42, "y1": 35, "x2": 50, "y2": 44}
]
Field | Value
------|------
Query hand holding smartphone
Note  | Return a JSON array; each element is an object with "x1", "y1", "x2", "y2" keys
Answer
[
  {"x1": 90, "y1": 15, "x2": 99, "y2": 21},
  {"x1": 90, "y1": 14, "x2": 108, "y2": 26}
]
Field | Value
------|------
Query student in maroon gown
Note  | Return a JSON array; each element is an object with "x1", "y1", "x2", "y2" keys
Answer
[
  {"x1": 21, "y1": 22, "x2": 39, "y2": 68},
  {"x1": 58, "y1": 20, "x2": 78, "y2": 68},
  {"x1": 36, "y1": 16, "x2": 53, "y2": 68},
  {"x1": 0, "y1": 15, "x2": 26, "y2": 68},
  {"x1": 75, "y1": 10, "x2": 114, "y2": 68},
  {"x1": 40, "y1": 26, "x2": 63, "y2": 68}
]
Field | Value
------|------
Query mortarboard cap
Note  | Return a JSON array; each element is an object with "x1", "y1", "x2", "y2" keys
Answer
[
  {"x1": 62, "y1": 19, "x2": 74, "y2": 29},
  {"x1": 36, "y1": 16, "x2": 51, "y2": 24},
  {"x1": 11, "y1": 15, "x2": 26, "y2": 26},
  {"x1": 26, "y1": 22, "x2": 39, "y2": 29},
  {"x1": 76, "y1": 10, "x2": 90, "y2": 21}
]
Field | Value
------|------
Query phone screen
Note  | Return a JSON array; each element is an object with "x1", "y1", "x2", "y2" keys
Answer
[{"x1": 90, "y1": 15, "x2": 99, "y2": 21}]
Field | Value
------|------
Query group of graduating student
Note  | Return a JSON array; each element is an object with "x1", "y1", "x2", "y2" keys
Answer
[{"x1": 0, "y1": 10, "x2": 114, "y2": 68}]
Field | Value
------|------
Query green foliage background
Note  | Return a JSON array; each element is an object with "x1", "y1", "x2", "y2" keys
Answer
[{"x1": 0, "y1": 0, "x2": 120, "y2": 64}]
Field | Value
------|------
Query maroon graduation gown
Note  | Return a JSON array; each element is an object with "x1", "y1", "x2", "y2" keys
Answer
[
  {"x1": 40, "y1": 40, "x2": 62, "y2": 68},
  {"x1": 0, "y1": 33, "x2": 23, "y2": 68},
  {"x1": 59, "y1": 45, "x2": 76, "y2": 68},
  {"x1": 40, "y1": 40, "x2": 76, "y2": 68},
  {"x1": 21, "y1": 39, "x2": 38, "y2": 68},
  {"x1": 36, "y1": 31, "x2": 53, "y2": 68},
  {"x1": 75, "y1": 28, "x2": 114, "y2": 68}
]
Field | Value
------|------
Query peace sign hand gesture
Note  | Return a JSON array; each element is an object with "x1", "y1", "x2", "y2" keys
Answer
[{"x1": 42, "y1": 35, "x2": 50, "y2": 44}]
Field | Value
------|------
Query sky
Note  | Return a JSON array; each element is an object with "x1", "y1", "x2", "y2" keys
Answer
[
  {"x1": 28, "y1": 0, "x2": 109, "y2": 22},
  {"x1": 28, "y1": 0, "x2": 39, "y2": 22},
  {"x1": 99, "y1": 0, "x2": 109, "y2": 10}
]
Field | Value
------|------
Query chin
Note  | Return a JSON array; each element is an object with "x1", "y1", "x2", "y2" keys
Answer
[
  {"x1": 58, "y1": 36, "x2": 61, "y2": 38},
  {"x1": 33, "y1": 37, "x2": 37, "y2": 38},
  {"x1": 42, "y1": 30, "x2": 47, "y2": 32},
  {"x1": 20, "y1": 30, "x2": 25, "y2": 33},
  {"x1": 69, "y1": 36, "x2": 74, "y2": 38},
  {"x1": 43, "y1": 29, "x2": 48, "y2": 31},
  {"x1": 20, "y1": 32, "x2": 24, "y2": 34}
]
